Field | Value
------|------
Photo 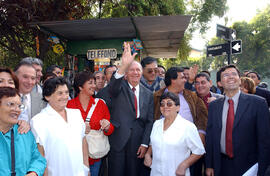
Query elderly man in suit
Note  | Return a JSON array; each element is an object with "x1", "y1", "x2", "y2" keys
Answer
[
  {"x1": 107, "y1": 43, "x2": 154, "y2": 176},
  {"x1": 205, "y1": 65, "x2": 270, "y2": 176},
  {"x1": 14, "y1": 61, "x2": 46, "y2": 122}
]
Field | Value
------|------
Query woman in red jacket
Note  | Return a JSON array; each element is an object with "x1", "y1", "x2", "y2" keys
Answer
[{"x1": 67, "y1": 71, "x2": 114, "y2": 176}]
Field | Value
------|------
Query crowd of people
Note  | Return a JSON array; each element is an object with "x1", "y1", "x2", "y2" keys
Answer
[{"x1": 1, "y1": 43, "x2": 270, "y2": 176}]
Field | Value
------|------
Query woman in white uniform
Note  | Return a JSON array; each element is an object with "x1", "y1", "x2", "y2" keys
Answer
[
  {"x1": 30, "y1": 77, "x2": 89, "y2": 176},
  {"x1": 144, "y1": 92, "x2": 205, "y2": 176}
]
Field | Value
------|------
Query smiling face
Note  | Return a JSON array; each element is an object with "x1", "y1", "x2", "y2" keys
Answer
[
  {"x1": 220, "y1": 67, "x2": 241, "y2": 92},
  {"x1": 195, "y1": 76, "x2": 212, "y2": 97},
  {"x1": 158, "y1": 67, "x2": 165, "y2": 78},
  {"x1": 80, "y1": 78, "x2": 96, "y2": 97},
  {"x1": 160, "y1": 98, "x2": 180, "y2": 118},
  {"x1": 0, "y1": 72, "x2": 15, "y2": 88},
  {"x1": 126, "y1": 61, "x2": 142, "y2": 87},
  {"x1": 16, "y1": 65, "x2": 36, "y2": 94},
  {"x1": 45, "y1": 85, "x2": 69, "y2": 112},
  {"x1": 0, "y1": 95, "x2": 21, "y2": 129},
  {"x1": 171, "y1": 72, "x2": 186, "y2": 92}
]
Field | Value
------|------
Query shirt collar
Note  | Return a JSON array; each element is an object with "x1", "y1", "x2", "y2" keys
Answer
[
  {"x1": 225, "y1": 90, "x2": 241, "y2": 103},
  {"x1": 128, "y1": 83, "x2": 139, "y2": 90},
  {"x1": 165, "y1": 88, "x2": 183, "y2": 95}
]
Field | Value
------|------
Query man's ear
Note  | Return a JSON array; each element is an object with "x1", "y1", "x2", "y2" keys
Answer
[
  {"x1": 44, "y1": 96, "x2": 50, "y2": 102},
  {"x1": 210, "y1": 80, "x2": 213, "y2": 86},
  {"x1": 217, "y1": 81, "x2": 222, "y2": 88}
]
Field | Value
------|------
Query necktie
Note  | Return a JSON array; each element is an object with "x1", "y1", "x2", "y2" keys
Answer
[
  {"x1": 21, "y1": 95, "x2": 26, "y2": 109},
  {"x1": 132, "y1": 87, "x2": 137, "y2": 118},
  {"x1": 226, "y1": 99, "x2": 234, "y2": 158}
]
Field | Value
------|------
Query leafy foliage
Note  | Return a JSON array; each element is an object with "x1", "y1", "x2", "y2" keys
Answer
[
  {"x1": 0, "y1": 0, "x2": 227, "y2": 69},
  {"x1": 205, "y1": 5, "x2": 270, "y2": 78}
]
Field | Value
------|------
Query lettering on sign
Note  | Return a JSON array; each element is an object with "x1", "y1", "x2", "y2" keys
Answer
[{"x1": 87, "y1": 49, "x2": 117, "y2": 60}]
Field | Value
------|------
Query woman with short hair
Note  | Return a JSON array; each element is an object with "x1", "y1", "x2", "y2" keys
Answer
[
  {"x1": 67, "y1": 71, "x2": 114, "y2": 176},
  {"x1": 144, "y1": 92, "x2": 205, "y2": 176},
  {"x1": 240, "y1": 77, "x2": 256, "y2": 94},
  {"x1": 0, "y1": 67, "x2": 29, "y2": 133},
  {"x1": 30, "y1": 77, "x2": 89, "y2": 176},
  {"x1": 0, "y1": 87, "x2": 46, "y2": 176}
]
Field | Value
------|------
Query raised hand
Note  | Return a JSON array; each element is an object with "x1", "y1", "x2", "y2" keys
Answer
[
  {"x1": 118, "y1": 42, "x2": 137, "y2": 74},
  {"x1": 188, "y1": 64, "x2": 199, "y2": 83}
]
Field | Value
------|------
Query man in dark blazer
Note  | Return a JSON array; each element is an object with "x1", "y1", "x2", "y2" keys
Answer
[
  {"x1": 247, "y1": 71, "x2": 270, "y2": 107},
  {"x1": 107, "y1": 43, "x2": 154, "y2": 176},
  {"x1": 205, "y1": 65, "x2": 270, "y2": 176}
]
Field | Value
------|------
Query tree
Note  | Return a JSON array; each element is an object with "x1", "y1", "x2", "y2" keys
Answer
[
  {"x1": 205, "y1": 5, "x2": 270, "y2": 78},
  {"x1": 0, "y1": 0, "x2": 228, "y2": 68},
  {"x1": 0, "y1": 0, "x2": 93, "y2": 67}
]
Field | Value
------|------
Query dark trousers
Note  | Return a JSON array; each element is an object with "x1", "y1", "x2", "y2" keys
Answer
[
  {"x1": 190, "y1": 155, "x2": 206, "y2": 176},
  {"x1": 108, "y1": 137, "x2": 144, "y2": 176},
  {"x1": 220, "y1": 153, "x2": 235, "y2": 176},
  {"x1": 98, "y1": 156, "x2": 108, "y2": 176}
]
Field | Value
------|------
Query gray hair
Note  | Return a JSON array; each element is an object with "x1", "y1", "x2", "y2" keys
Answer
[{"x1": 21, "y1": 57, "x2": 43, "y2": 67}]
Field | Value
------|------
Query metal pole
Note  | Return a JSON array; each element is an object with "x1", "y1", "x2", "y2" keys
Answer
[{"x1": 228, "y1": 40, "x2": 231, "y2": 65}]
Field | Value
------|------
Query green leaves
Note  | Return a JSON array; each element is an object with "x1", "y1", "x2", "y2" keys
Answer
[{"x1": 206, "y1": 5, "x2": 270, "y2": 78}]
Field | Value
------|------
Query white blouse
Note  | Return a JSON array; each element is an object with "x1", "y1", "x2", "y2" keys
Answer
[
  {"x1": 30, "y1": 104, "x2": 88, "y2": 176},
  {"x1": 150, "y1": 114, "x2": 205, "y2": 176}
]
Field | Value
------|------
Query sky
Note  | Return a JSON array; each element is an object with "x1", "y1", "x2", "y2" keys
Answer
[{"x1": 190, "y1": 0, "x2": 270, "y2": 50}]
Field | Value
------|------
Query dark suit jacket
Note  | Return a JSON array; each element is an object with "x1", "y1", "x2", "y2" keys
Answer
[
  {"x1": 205, "y1": 93, "x2": 270, "y2": 176},
  {"x1": 96, "y1": 85, "x2": 113, "y2": 114},
  {"x1": 108, "y1": 75, "x2": 154, "y2": 152},
  {"x1": 255, "y1": 87, "x2": 270, "y2": 107}
]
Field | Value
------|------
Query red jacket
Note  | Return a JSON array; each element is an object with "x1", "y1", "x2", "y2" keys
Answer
[{"x1": 67, "y1": 96, "x2": 114, "y2": 165}]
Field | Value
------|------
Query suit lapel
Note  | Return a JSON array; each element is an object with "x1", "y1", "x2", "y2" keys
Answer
[
  {"x1": 217, "y1": 97, "x2": 225, "y2": 130},
  {"x1": 233, "y1": 93, "x2": 249, "y2": 129},
  {"x1": 123, "y1": 80, "x2": 136, "y2": 113},
  {"x1": 139, "y1": 84, "x2": 144, "y2": 112}
]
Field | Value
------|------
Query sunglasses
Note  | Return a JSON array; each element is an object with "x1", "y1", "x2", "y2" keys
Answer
[
  {"x1": 147, "y1": 68, "x2": 158, "y2": 74},
  {"x1": 160, "y1": 101, "x2": 175, "y2": 108}
]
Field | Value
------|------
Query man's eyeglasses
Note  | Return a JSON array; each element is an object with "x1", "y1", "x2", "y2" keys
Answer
[
  {"x1": 4, "y1": 102, "x2": 24, "y2": 110},
  {"x1": 160, "y1": 101, "x2": 175, "y2": 108},
  {"x1": 146, "y1": 68, "x2": 158, "y2": 74}
]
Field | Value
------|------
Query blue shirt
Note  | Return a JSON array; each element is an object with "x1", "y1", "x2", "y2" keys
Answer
[{"x1": 0, "y1": 124, "x2": 46, "y2": 176}]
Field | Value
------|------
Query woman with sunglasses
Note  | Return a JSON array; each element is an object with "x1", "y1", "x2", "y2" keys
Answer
[{"x1": 144, "y1": 92, "x2": 205, "y2": 176}]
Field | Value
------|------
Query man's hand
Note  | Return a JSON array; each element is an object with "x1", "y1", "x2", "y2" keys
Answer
[
  {"x1": 118, "y1": 42, "x2": 137, "y2": 75},
  {"x1": 137, "y1": 146, "x2": 147, "y2": 158},
  {"x1": 188, "y1": 64, "x2": 199, "y2": 83},
  {"x1": 207, "y1": 97, "x2": 217, "y2": 104},
  {"x1": 144, "y1": 153, "x2": 152, "y2": 167},
  {"x1": 18, "y1": 120, "x2": 30, "y2": 134},
  {"x1": 206, "y1": 168, "x2": 214, "y2": 176}
]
